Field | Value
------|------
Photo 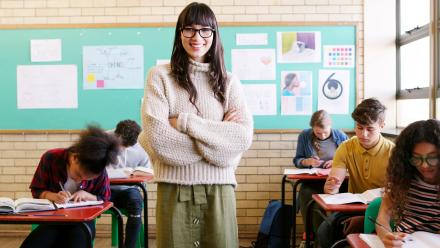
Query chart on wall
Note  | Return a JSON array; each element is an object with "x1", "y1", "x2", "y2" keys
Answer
[{"x1": 83, "y1": 45, "x2": 144, "y2": 89}]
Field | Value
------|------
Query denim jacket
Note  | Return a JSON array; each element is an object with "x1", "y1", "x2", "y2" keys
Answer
[{"x1": 293, "y1": 128, "x2": 348, "y2": 168}]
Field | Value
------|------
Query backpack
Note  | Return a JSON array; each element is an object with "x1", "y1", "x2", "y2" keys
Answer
[{"x1": 252, "y1": 200, "x2": 293, "y2": 248}]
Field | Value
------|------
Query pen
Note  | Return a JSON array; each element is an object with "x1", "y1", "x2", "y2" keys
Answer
[
  {"x1": 59, "y1": 181, "x2": 72, "y2": 201},
  {"x1": 368, "y1": 216, "x2": 405, "y2": 243}
]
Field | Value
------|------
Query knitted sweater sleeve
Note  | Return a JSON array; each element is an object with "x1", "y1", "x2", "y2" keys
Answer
[
  {"x1": 139, "y1": 67, "x2": 204, "y2": 166},
  {"x1": 177, "y1": 75, "x2": 254, "y2": 167}
]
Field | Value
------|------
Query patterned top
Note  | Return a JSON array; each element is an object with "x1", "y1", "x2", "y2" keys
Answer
[
  {"x1": 396, "y1": 176, "x2": 440, "y2": 233},
  {"x1": 30, "y1": 148, "x2": 111, "y2": 201}
]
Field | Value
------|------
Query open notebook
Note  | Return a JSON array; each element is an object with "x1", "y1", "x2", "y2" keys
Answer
[
  {"x1": 360, "y1": 232, "x2": 440, "y2": 248},
  {"x1": 107, "y1": 167, "x2": 154, "y2": 179},
  {"x1": 54, "y1": 200, "x2": 104, "y2": 209},
  {"x1": 284, "y1": 168, "x2": 331, "y2": 176},
  {"x1": 318, "y1": 188, "x2": 383, "y2": 204}
]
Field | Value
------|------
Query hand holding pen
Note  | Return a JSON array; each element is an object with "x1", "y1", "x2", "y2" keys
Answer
[
  {"x1": 368, "y1": 216, "x2": 407, "y2": 248},
  {"x1": 57, "y1": 181, "x2": 72, "y2": 204}
]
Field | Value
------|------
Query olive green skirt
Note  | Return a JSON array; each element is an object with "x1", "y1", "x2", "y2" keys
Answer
[{"x1": 156, "y1": 183, "x2": 238, "y2": 248}]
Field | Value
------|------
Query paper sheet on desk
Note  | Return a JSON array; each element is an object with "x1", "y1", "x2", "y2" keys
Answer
[
  {"x1": 284, "y1": 168, "x2": 330, "y2": 175},
  {"x1": 360, "y1": 232, "x2": 440, "y2": 248}
]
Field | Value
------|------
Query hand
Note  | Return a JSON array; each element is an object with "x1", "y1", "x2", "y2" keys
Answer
[
  {"x1": 322, "y1": 160, "x2": 333, "y2": 169},
  {"x1": 223, "y1": 108, "x2": 242, "y2": 123},
  {"x1": 381, "y1": 232, "x2": 407, "y2": 248},
  {"x1": 302, "y1": 156, "x2": 321, "y2": 167},
  {"x1": 51, "y1": 191, "x2": 71, "y2": 204},
  {"x1": 70, "y1": 190, "x2": 96, "y2": 202},
  {"x1": 169, "y1": 117, "x2": 178, "y2": 129},
  {"x1": 324, "y1": 176, "x2": 342, "y2": 194}
]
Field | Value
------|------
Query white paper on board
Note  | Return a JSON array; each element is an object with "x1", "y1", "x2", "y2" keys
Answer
[{"x1": 30, "y1": 39, "x2": 62, "y2": 62}]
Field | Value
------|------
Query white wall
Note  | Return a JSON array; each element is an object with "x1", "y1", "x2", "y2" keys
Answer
[{"x1": 364, "y1": 0, "x2": 397, "y2": 128}]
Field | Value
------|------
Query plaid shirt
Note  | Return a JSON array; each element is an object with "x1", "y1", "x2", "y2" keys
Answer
[{"x1": 30, "y1": 148, "x2": 111, "y2": 201}]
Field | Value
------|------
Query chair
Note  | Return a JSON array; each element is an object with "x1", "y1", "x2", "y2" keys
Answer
[
  {"x1": 363, "y1": 197, "x2": 394, "y2": 234},
  {"x1": 106, "y1": 208, "x2": 145, "y2": 248}
]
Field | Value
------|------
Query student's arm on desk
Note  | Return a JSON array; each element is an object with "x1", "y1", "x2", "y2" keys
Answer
[
  {"x1": 376, "y1": 193, "x2": 406, "y2": 248},
  {"x1": 323, "y1": 168, "x2": 346, "y2": 194}
]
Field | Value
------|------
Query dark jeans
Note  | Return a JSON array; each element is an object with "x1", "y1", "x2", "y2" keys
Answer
[
  {"x1": 111, "y1": 185, "x2": 143, "y2": 248},
  {"x1": 20, "y1": 221, "x2": 95, "y2": 248}
]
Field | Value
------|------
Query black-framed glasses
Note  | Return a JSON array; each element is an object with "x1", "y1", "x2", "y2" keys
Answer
[
  {"x1": 181, "y1": 27, "x2": 215, "y2": 38},
  {"x1": 409, "y1": 155, "x2": 439, "y2": 167}
]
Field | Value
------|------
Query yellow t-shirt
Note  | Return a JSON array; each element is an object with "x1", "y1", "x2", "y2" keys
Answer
[{"x1": 332, "y1": 135, "x2": 395, "y2": 193}]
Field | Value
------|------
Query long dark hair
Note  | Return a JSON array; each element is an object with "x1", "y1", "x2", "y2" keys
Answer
[
  {"x1": 170, "y1": 2, "x2": 227, "y2": 111},
  {"x1": 386, "y1": 119, "x2": 440, "y2": 224}
]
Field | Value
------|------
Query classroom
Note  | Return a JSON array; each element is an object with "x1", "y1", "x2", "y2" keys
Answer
[{"x1": 0, "y1": 0, "x2": 438, "y2": 248}]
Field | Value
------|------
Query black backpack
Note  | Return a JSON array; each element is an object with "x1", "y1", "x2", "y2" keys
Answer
[{"x1": 252, "y1": 200, "x2": 293, "y2": 248}]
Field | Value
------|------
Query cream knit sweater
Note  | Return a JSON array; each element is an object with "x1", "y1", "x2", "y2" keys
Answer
[{"x1": 138, "y1": 60, "x2": 253, "y2": 186}]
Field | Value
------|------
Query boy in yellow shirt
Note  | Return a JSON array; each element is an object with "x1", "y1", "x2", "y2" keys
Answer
[{"x1": 316, "y1": 98, "x2": 395, "y2": 248}]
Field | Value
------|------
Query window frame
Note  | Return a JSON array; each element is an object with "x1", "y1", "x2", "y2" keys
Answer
[{"x1": 396, "y1": 0, "x2": 439, "y2": 117}]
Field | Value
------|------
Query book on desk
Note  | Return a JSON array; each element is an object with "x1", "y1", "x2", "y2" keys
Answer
[
  {"x1": 318, "y1": 188, "x2": 383, "y2": 205},
  {"x1": 0, "y1": 197, "x2": 104, "y2": 214},
  {"x1": 359, "y1": 231, "x2": 440, "y2": 248},
  {"x1": 0, "y1": 197, "x2": 56, "y2": 214},
  {"x1": 284, "y1": 168, "x2": 331, "y2": 176},
  {"x1": 107, "y1": 167, "x2": 154, "y2": 179}
]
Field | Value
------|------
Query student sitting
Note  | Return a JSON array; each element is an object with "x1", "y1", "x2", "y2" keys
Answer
[
  {"x1": 109, "y1": 119, "x2": 150, "y2": 248},
  {"x1": 294, "y1": 109, "x2": 348, "y2": 237},
  {"x1": 317, "y1": 98, "x2": 395, "y2": 248},
  {"x1": 376, "y1": 119, "x2": 440, "y2": 248},
  {"x1": 20, "y1": 126, "x2": 119, "y2": 248}
]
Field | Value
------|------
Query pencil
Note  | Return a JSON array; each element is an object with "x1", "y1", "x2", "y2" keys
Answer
[
  {"x1": 367, "y1": 216, "x2": 405, "y2": 242},
  {"x1": 368, "y1": 216, "x2": 392, "y2": 232}
]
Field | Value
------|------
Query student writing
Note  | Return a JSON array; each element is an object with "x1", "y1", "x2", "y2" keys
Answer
[
  {"x1": 293, "y1": 109, "x2": 348, "y2": 237},
  {"x1": 376, "y1": 119, "x2": 440, "y2": 248},
  {"x1": 108, "y1": 119, "x2": 150, "y2": 248},
  {"x1": 317, "y1": 98, "x2": 395, "y2": 248},
  {"x1": 20, "y1": 126, "x2": 119, "y2": 248}
]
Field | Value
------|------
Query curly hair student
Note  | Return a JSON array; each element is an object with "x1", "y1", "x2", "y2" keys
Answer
[
  {"x1": 138, "y1": 2, "x2": 253, "y2": 248},
  {"x1": 376, "y1": 119, "x2": 440, "y2": 248},
  {"x1": 20, "y1": 126, "x2": 119, "y2": 248}
]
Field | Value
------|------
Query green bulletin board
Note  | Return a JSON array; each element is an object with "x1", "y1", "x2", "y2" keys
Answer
[{"x1": 0, "y1": 23, "x2": 357, "y2": 130}]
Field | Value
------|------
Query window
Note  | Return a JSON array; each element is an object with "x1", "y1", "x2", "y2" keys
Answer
[{"x1": 396, "y1": 0, "x2": 438, "y2": 127}]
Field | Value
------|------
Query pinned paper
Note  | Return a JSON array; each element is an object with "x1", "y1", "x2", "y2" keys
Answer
[
  {"x1": 96, "y1": 80, "x2": 104, "y2": 88},
  {"x1": 86, "y1": 73, "x2": 96, "y2": 83}
]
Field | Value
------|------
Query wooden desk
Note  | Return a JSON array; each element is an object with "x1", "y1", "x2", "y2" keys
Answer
[
  {"x1": 281, "y1": 174, "x2": 328, "y2": 247},
  {"x1": 305, "y1": 194, "x2": 367, "y2": 248},
  {"x1": 0, "y1": 202, "x2": 123, "y2": 248},
  {"x1": 347, "y1": 234, "x2": 370, "y2": 248},
  {"x1": 110, "y1": 174, "x2": 153, "y2": 248}
]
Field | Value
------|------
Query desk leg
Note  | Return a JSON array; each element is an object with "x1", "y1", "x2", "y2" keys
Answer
[
  {"x1": 108, "y1": 206, "x2": 124, "y2": 248},
  {"x1": 282, "y1": 175, "x2": 303, "y2": 248},
  {"x1": 79, "y1": 221, "x2": 93, "y2": 248},
  {"x1": 137, "y1": 182, "x2": 148, "y2": 248}
]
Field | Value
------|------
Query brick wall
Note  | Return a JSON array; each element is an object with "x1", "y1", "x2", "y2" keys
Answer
[{"x1": 0, "y1": 0, "x2": 364, "y2": 239}]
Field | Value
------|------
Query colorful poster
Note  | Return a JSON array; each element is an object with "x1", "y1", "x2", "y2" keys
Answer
[
  {"x1": 83, "y1": 45, "x2": 144, "y2": 89},
  {"x1": 318, "y1": 70, "x2": 350, "y2": 114},
  {"x1": 277, "y1": 31, "x2": 321, "y2": 63},
  {"x1": 323, "y1": 45, "x2": 355, "y2": 68},
  {"x1": 280, "y1": 71, "x2": 312, "y2": 115}
]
